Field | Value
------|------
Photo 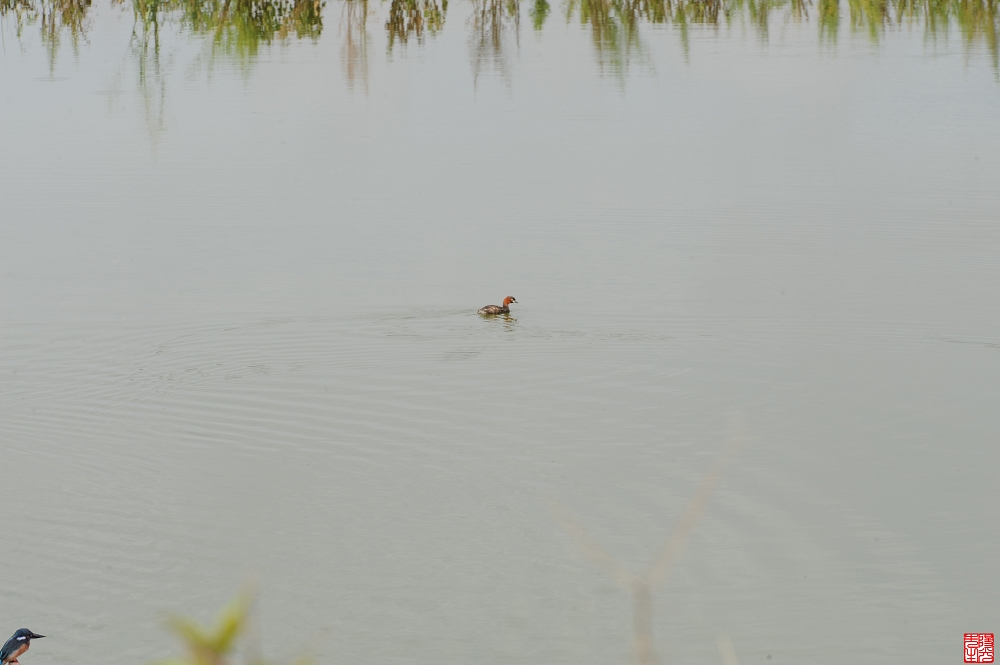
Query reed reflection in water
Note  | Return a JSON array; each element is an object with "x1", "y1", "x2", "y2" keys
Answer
[
  {"x1": 385, "y1": 0, "x2": 446, "y2": 48},
  {"x1": 567, "y1": 0, "x2": 995, "y2": 70},
  {"x1": 1, "y1": 0, "x2": 997, "y2": 76},
  {"x1": 340, "y1": 0, "x2": 368, "y2": 89},
  {"x1": 333, "y1": 0, "x2": 997, "y2": 75},
  {"x1": 128, "y1": 0, "x2": 324, "y2": 57},
  {"x1": 469, "y1": 0, "x2": 518, "y2": 79},
  {"x1": 1, "y1": 0, "x2": 91, "y2": 67},
  {"x1": 1, "y1": 0, "x2": 323, "y2": 65}
]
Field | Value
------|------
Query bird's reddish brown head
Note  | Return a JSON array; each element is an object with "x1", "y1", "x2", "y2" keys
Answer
[{"x1": 503, "y1": 296, "x2": 517, "y2": 306}]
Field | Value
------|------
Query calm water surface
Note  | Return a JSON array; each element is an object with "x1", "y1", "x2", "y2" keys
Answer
[{"x1": 1, "y1": 1, "x2": 999, "y2": 663}]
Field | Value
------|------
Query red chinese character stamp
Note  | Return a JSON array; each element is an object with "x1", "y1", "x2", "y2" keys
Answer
[{"x1": 965, "y1": 633, "x2": 995, "y2": 663}]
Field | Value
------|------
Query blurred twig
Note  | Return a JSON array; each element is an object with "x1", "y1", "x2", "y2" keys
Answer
[
  {"x1": 555, "y1": 422, "x2": 744, "y2": 665},
  {"x1": 716, "y1": 634, "x2": 740, "y2": 665}
]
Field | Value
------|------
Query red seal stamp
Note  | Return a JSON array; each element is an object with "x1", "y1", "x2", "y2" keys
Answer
[{"x1": 965, "y1": 634, "x2": 995, "y2": 663}]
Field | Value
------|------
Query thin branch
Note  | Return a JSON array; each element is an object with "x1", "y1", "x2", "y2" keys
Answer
[{"x1": 552, "y1": 500, "x2": 636, "y2": 590}]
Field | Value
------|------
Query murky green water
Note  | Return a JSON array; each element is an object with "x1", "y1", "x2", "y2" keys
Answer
[{"x1": 1, "y1": 0, "x2": 999, "y2": 663}]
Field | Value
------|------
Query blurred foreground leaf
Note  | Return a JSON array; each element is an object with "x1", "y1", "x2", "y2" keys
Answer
[{"x1": 154, "y1": 591, "x2": 309, "y2": 665}]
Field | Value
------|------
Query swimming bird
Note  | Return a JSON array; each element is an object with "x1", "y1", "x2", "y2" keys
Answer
[
  {"x1": 478, "y1": 296, "x2": 516, "y2": 316},
  {"x1": 1, "y1": 630, "x2": 44, "y2": 665}
]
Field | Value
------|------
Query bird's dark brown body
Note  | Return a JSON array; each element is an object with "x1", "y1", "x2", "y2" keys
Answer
[{"x1": 478, "y1": 296, "x2": 517, "y2": 316}]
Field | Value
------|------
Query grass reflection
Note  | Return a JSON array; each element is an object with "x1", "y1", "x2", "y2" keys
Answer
[
  {"x1": 554, "y1": 0, "x2": 998, "y2": 73},
  {"x1": 1, "y1": 0, "x2": 91, "y2": 67},
  {"x1": 529, "y1": 0, "x2": 548, "y2": 27},
  {"x1": 846, "y1": 0, "x2": 997, "y2": 61},
  {"x1": 469, "y1": 0, "x2": 519, "y2": 78},
  {"x1": 1, "y1": 0, "x2": 996, "y2": 77},
  {"x1": 1, "y1": 0, "x2": 323, "y2": 63},
  {"x1": 818, "y1": 0, "x2": 839, "y2": 39},
  {"x1": 142, "y1": 0, "x2": 324, "y2": 56},
  {"x1": 341, "y1": 0, "x2": 369, "y2": 89},
  {"x1": 567, "y1": 0, "x2": 644, "y2": 73},
  {"x1": 385, "y1": 0, "x2": 446, "y2": 47}
]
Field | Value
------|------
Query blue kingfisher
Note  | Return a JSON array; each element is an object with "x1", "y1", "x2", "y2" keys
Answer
[{"x1": 1, "y1": 630, "x2": 44, "y2": 665}]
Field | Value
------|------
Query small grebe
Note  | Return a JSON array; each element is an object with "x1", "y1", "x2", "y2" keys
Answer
[{"x1": 478, "y1": 296, "x2": 517, "y2": 316}]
